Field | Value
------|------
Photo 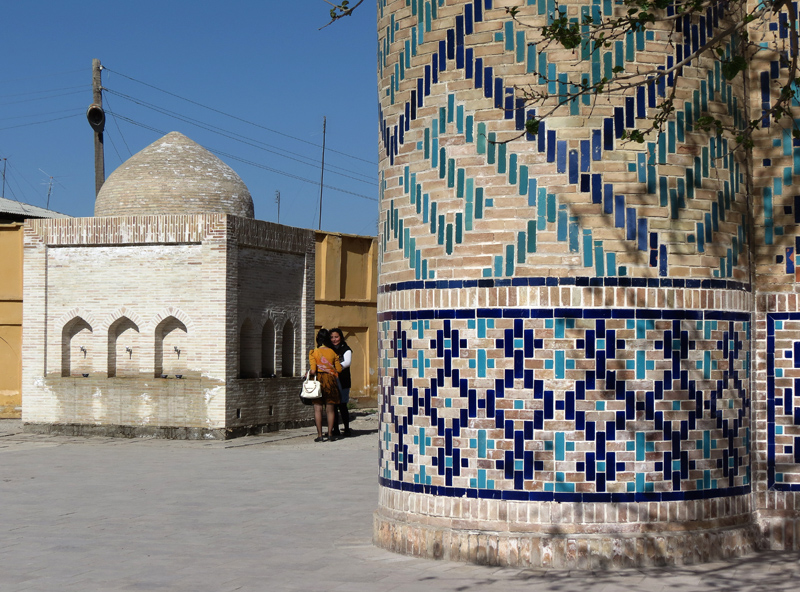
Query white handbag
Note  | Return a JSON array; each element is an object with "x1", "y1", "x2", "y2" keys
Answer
[{"x1": 300, "y1": 371, "x2": 322, "y2": 399}]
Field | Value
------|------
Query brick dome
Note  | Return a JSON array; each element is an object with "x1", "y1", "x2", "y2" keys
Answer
[{"x1": 94, "y1": 132, "x2": 254, "y2": 218}]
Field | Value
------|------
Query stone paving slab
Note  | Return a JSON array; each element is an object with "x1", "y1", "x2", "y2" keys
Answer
[{"x1": 0, "y1": 416, "x2": 799, "y2": 591}]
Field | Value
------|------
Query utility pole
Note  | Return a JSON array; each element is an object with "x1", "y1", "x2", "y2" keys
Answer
[
  {"x1": 275, "y1": 190, "x2": 281, "y2": 224},
  {"x1": 46, "y1": 176, "x2": 53, "y2": 209},
  {"x1": 317, "y1": 116, "x2": 326, "y2": 231},
  {"x1": 87, "y1": 59, "x2": 106, "y2": 197}
]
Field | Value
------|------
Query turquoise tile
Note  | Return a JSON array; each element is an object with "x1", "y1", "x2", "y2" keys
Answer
[
  {"x1": 477, "y1": 123, "x2": 486, "y2": 154},
  {"x1": 504, "y1": 21, "x2": 514, "y2": 51},
  {"x1": 547, "y1": 192, "x2": 556, "y2": 223},
  {"x1": 569, "y1": 217, "x2": 579, "y2": 252},
  {"x1": 583, "y1": 230, "x2": 593, "y2": 267},
  {"x1": 636, "y1": 432, "x2": 645, "y2": 461},
  {"x1": 505, "y1": 245, "x2": 515, "y2": 276},
  {"x1": 446, "y1": 223, "x2": 453, "y2": 254},
  {"x1": 447, "y1": 94, "x2": 454, "y2": 123},
  {"x1": 557, "y1": 205, "x2": 567, "y2": 242},
  {"x1": 594, "y1": 241, "x2": 605, "y2": 276},
  {"x1": 555, "y1": 350, "x2": 565, "y2": 379},
  {"x1": 555, "y1": 432, "x2": 565, "y2": 461},
  {"x1": 528, "y1": 178, "x2": 537, "y2": 206},
  {"x1": 527, "y1": 220, "x2": 537, "y2": 253},
  {"x1": 527, "y1": 43, "x2": 537, "y2": 73},
  {"x1": 606, "y1": 252, "x2": 616, "y2": 275}
]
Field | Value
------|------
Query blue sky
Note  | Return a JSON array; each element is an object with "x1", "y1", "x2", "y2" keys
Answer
[{"x1": 1, "y1": 1, "x2": 379, "y2": 235}]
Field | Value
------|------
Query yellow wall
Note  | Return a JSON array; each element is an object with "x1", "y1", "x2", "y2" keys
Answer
[
  {"x1": 315, "y1": 231, "x2": 378, "y2": 405},
  {"x1": 0, "y1": 224, "x2": 23, "y2": 417}
]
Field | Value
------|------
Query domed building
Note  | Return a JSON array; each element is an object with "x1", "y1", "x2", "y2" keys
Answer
[
  {"x1": 94, "y1": 132, "x2": 255, "y2": 218},
  {"x1": 21, "y1": 132, "x2": 316, "y2": 438}
]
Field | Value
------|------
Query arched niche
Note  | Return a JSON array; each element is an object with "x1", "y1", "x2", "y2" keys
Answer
[
  {"x1": 154, "y1": 316, "x2": 187, "y2": 378},
  {"x1": 62, "y1": 317, "x2": 92, "y2": 377},
  {"x1": 261, "y1": 319, "x2": 275, "y2": 377},
  {"x1": 107, "y1": 316, "x2": 140, "y2": 378},
  {"x1": 281, "y1": 320, "x2": 295, "y2": 377},
  {"x1": 239, "y1": 318, "x2": 260, "y2": 379}
]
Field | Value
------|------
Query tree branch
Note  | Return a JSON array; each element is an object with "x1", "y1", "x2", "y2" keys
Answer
[{"x1": 320, "y1": 0, "x2": 364, "y2": 30}]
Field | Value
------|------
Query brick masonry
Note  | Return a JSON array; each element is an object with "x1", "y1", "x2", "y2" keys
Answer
[
  {"x1": 22, "y1": 214, "x2": 315, "y2": 439},
  {"x1": 374, "y1": 0, "x2": 800, "y2": 566},
  {"x1": 94, "y1": 132, "x2": 255, "y2": 219}
]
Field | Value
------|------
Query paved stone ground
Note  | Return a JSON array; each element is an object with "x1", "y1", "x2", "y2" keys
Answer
[{"x1": 1, "y1": 413, "x2": 799, "y2": 592}]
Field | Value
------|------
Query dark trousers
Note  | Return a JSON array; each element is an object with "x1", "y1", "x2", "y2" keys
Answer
[{"x1": 333, "y1": 402, "x2": 349, "y2": 434}]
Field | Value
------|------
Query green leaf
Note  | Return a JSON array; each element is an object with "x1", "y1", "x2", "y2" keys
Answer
[
  {"x1": 525, "y1": 118, "x2": 541, "y2": 136},
  {"x1": 721, "y1": 56, "x2": 747, "y2": 80}
]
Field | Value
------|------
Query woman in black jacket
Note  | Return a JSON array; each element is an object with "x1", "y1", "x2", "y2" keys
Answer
[{"x1": 330, "y1": 328, "x2": 352, "y2": 438}]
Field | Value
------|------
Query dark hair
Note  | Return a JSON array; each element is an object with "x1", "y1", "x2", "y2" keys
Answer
[
  {"x1": 330, "y1": 327, "x2": 348, "y2": 348},
  {"x1": 316, "y1": 328, "x2": 332, "y2": 348}
]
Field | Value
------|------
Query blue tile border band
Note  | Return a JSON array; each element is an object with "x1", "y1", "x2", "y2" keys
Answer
[
  {"x1": 376, "y1": 476, "x2": 750, "y2": 502},
  {"x1": 378, "y1": 277, "x2": 751, "y2": 294}
]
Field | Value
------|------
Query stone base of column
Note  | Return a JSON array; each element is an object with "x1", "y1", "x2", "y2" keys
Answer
[
  {"x1": 373, "y1": 508, "x2": 764, "y2": 569},
  {"x1": 759, "y1": 515, "x2": 800, "y2": 550}
]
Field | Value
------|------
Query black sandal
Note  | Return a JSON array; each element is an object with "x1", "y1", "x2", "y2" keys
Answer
[{"x1": 314, "y1": 436, "x2": 324, "y2": 442}]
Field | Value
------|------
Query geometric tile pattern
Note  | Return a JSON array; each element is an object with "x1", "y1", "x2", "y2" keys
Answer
[
  {"x1": 766, "y1": 313, "x2": 800, "y2": 491},
  {"x1": 378, "y1": 0, "x2": 748, "y2": 285},
  {"x1": 378, "y1": 306, "x2": 751, "y2": 502}
]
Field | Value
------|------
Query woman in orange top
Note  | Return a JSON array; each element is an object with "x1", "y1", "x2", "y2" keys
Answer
[{"x1": 308, "y1": 328, "x2": 343, "y2": 442}]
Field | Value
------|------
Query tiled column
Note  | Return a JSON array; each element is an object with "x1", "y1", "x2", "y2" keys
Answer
[{"x1": 374, "y1": 0, "x2": 761, "y2": 567}]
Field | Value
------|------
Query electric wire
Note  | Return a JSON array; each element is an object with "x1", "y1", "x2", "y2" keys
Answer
[
  {"x1": 0, "y1": 112, "x2": 82, "y2": 131},
  {"x1": 0, "y1": 107, "x2": 84, "y2": 122},
  {"x1": 104, "y1": 123, "x2": 125, "y2": 165},
  {"x1": 103, "y1": 88, "x2": 376, "y2": 185},
  {"x1": 0, "y1": 68, "x2": 84, "y2": 84},
  {"x1": 103, "y1": 93, "x2": 133, "y2": 158},
  {"x1": 0, "y1": 89, "x2": 85, "y2": 106},
  {"x1": 112, "y1": 114, "x2": 378, "y2": 202},
  {"x1": 5, "y1": 160, "x2": 45, "y2": 207},
  {"x1": 102, "y1": 67, "x2": 377, "y2": 166},
  {"x1": 0, "y1": 84, "x2": 87, "y2": 99}
]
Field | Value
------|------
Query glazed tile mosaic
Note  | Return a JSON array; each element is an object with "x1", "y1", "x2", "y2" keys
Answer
[
  {"x1": 378, "y1": 306, "x2": 751, "y2": 501},
  {"x1": 377, "y1": 0, "x2": 750, "y2": 286},
  {"x1": 374, "y1": 0, "x2": 800, "y2": 565},
  {"x1": 766, "y1": 313, "x2": 800, "y2": 491}
]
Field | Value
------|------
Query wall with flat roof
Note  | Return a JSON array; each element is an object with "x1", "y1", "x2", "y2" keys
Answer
[
  {"x1": 0, "y1": 224, "x2": 23, "y2": 417},
  {"x1": 315, "y1": 231, "x2": 378, "y2": 405}
]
